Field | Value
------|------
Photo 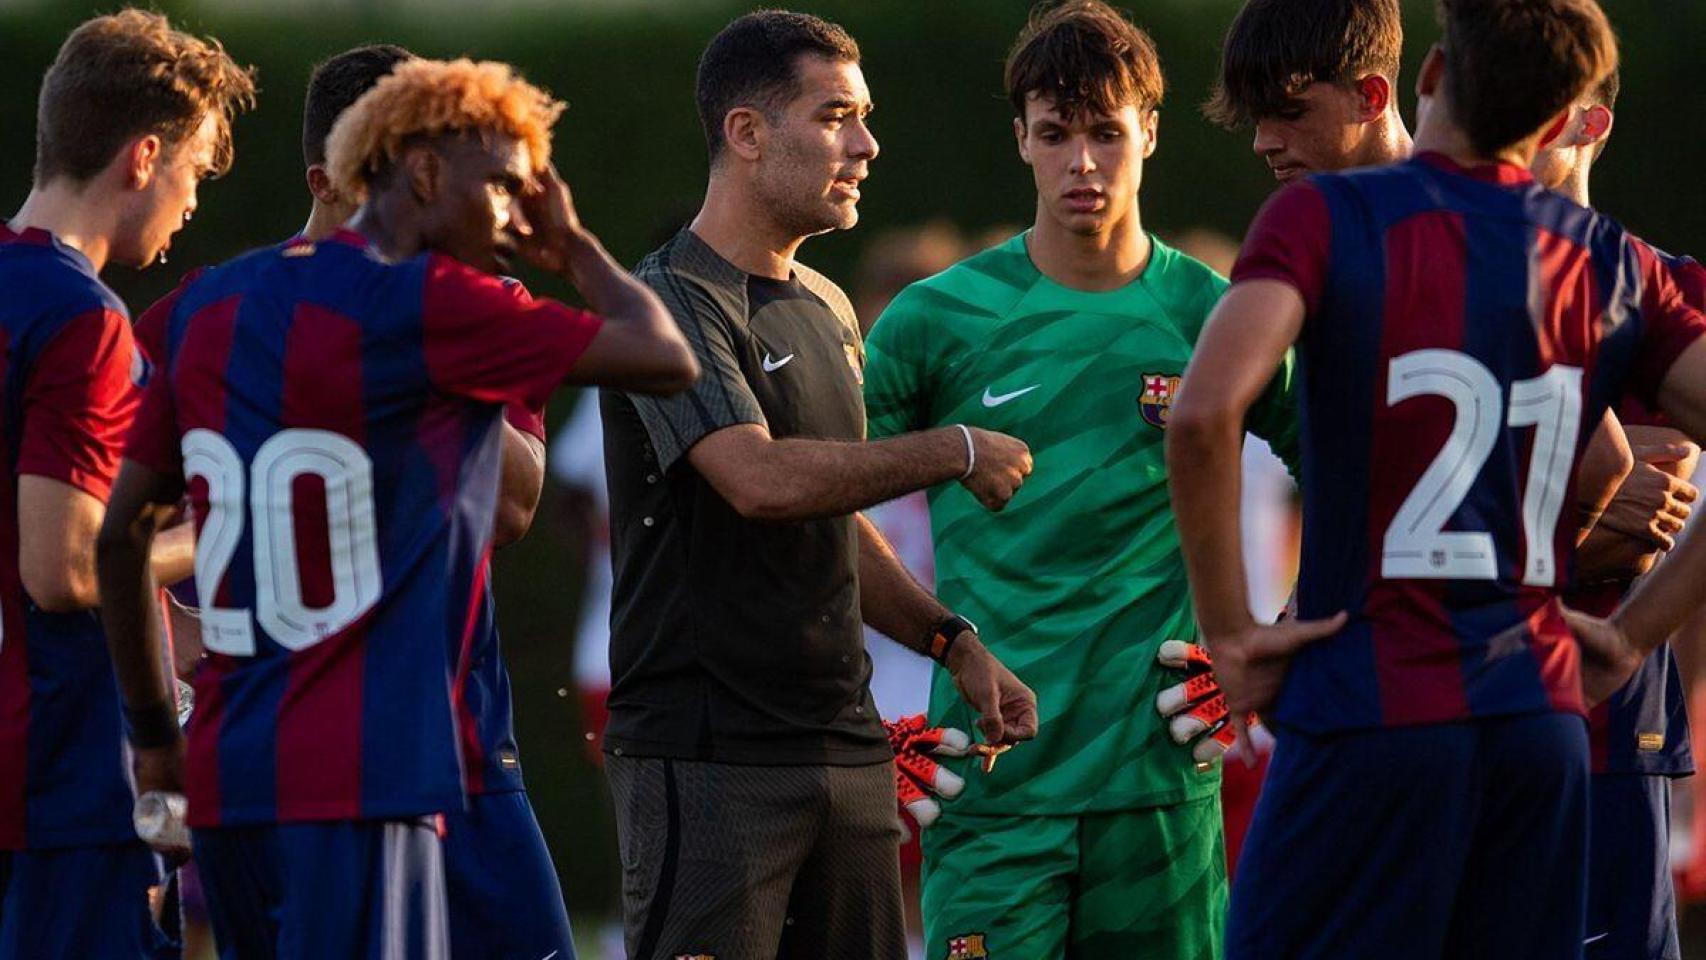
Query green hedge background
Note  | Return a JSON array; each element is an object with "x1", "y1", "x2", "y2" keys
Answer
[{"x1": 2, "y1": 0, "x2": 1700, "y2": 916}]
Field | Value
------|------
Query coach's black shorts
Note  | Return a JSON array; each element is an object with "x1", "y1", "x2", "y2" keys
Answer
[{"x1": 607, "y1": 756, "x2": 906, "y2": 960}]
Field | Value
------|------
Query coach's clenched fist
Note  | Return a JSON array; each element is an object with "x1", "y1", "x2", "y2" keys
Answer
[{"x1": 959, "y1": 427, "x2": 1033, "y2": 511}]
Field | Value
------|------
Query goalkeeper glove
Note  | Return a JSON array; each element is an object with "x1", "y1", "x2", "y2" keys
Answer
[
  {"x1": 1155, "y1": 640, "x2": 1258, "y2": 763},
  {"x1": 885, "y1": 713, "x2": 972, "y2": 829}
]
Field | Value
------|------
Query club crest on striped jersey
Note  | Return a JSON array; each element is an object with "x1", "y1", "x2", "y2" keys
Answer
[
  {"x1": 1139, "y1": 373, "x2": 1181, "y2": 428},
  {"x1": 947, "y1": 932, "x2": 989, "y2": 958}
]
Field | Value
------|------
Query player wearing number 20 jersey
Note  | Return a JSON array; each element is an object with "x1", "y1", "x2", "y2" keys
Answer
[
  {"x1": 124, "y1": 230, "x2": 602, "y2": 828},
  {"x1": 1222, "y1": 152, "x2": 1706, "y2": 959}
]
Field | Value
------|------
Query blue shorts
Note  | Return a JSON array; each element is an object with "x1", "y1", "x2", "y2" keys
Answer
[
  {"x1": 443, "y1": 791, "x2": 575, "y2": 960},
  {"x1": 193, "y1": 818, "x2": 447, "y2": 960},
  {"x1": 0, "y1": 842, "x2": 173, "y2": 960},
  {"x1": 1587, "y1": 774, "x2": 1679, "y2": 960},
  {"x1": 1228, "y1": 713, "x2": 1588, "y2": 960}
]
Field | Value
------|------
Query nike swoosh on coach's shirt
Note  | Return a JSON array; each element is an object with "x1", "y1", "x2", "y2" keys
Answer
[
  {"x1": 982, "y1": 384, "x2": 1041, "y2": 407},
  {"x1": 762, "y1": 353, "x2": 795, "y2": 372},
  {"x1": 1583, "y1": 933, "x2": 1610, "y2": 945}
]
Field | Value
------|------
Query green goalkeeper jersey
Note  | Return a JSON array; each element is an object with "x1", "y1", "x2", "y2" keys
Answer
[{"x1": 864, "y1": 231, "x2": 1297, "y2": 815}]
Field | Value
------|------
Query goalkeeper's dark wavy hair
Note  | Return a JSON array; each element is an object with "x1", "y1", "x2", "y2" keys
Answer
[{"x1": 1005, "y1": 0, "x2": 1165, "y2": 124}]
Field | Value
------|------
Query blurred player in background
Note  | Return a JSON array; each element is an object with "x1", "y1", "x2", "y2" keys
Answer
[
  {"x1": 864, "y1": 4, "x2": 1300, "y2": 956},
  {"x1": 0, "y1": 11, "x2": 247, "y2": 958},
  {"x1": 98, "y1": 56, "x2": 694, "y2": 959},
  {"x1": 1528, "y1": 67, "x2": 1704, "y2": 959},
  {"x1": 1173, "y1": 0, "x2": 1706, "y2": 953}
]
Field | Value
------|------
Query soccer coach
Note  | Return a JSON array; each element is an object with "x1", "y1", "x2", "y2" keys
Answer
[{"x1": 600, "y1": 10, "x2": 1040, "y2": 960}]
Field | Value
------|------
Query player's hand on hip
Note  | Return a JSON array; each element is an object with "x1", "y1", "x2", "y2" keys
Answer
[
  {"x1": 945, "y1": 632, "x2": 1040, "y2": 746},
  {"x1": 884, "y1": 714, "x2": 972, "y2": 830},
  {"x1": 959, "y1": 428, "x2": 1033, "y2": 512},
  {"x1": 1154, "y1": 640, "x2": 1255, "y2": 763},
  {"x1": 1205, "y1": 611, "x2": 1346, "y2": 764},
  {"x1": 1565, "y1": 606, "x2": 1643, "y2": 706}
]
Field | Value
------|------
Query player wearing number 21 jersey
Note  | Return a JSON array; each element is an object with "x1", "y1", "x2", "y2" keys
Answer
[{"x1": 1168, "y1": 5, "x2": 1706, "y2": 954}]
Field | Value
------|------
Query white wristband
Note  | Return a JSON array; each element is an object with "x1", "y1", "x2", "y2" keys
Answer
[{"x1": 956, "y1": 424, "x2": 975, "y2": 480}]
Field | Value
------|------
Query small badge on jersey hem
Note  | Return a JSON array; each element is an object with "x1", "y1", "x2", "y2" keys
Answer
[
  {"x1": 946, "y1": 932, "x2": 990, "y2": 958},
  {"x1": 1139, "y1": 373, "x2": 1180, "y2": 429},
  {"x1": 1638, "y1": 732, "x2": 1665, "y2": 752}
]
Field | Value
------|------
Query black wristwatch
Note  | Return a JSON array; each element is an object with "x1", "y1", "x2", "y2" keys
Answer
[{"x1": 927, "y1": 614, "x2": 978, "y2": 665}]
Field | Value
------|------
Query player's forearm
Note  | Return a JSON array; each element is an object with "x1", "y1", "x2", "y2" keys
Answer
[
  {"x1": 729, "y1": 429, "x2": 966, "y2": 522},
  {"x1": 1613, "y1": 519, "x2": 1706, "y2": 656},
  {"x1": 96, "y1": 501, "x2": 178, "y2": 724},
  {"x1": 1575, "y1": 524, "x2": 1660, "y2": 584},
  {"x1": 1574, "y1": 411, "x2": 1634, "y2": 541},
  {"x1": 147, "y1": 521, "x2": 196, "y2": 588},
  {"x1": 1167, "y1": 409, "x2": 1255, "y2": 640},
  {"x1": 856, "y1": 513, "x2": 948, "y2": 654}
]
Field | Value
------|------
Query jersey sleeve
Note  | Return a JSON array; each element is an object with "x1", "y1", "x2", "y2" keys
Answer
[
  {"x1": 1231, "y1": 181, "x2": 1332, "y2": 316},
  {"x1": 504, "y1": 402, "x2": 547, "y2": 443},
  {"x1": 862, "y1": 284, "x2": 933, "y2": 440},
  {"x1": 421, "y1": 254, "x2": 604, "y2": 412},
  {"x1": 1630, "y1": 242, "x2": 1706, "y2": 405},
  {"x1": 625, "y1": 272, "x2": 765, "y2": 472},
  {"x1": 19, "y1": 308, "x2": 139, "y2": 502}
]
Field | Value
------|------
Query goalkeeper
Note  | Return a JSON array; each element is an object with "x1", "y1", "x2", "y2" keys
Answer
[{"x1": 862, "y1": 3, "x2": 1305, "y2": 957}]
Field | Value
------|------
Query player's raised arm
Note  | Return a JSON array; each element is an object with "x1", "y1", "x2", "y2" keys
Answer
[{"x1": 513, "y1": 164, "x2": 697, "y2": 394}]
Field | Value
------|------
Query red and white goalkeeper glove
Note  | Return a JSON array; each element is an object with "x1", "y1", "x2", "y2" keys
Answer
[
  {"x1": 885, "y1": 713, "x2": 973, "y2": 828},
  {"x1": 1155, "y1": 640, "x2": 1259, "y2": 763}
]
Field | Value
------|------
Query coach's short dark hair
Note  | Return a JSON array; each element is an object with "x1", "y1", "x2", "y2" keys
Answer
[
  {"x1": 1005, "y1": 1, "x2": 1164, "y2": 124},
  {"x1": 695, "y1": 9, "x2": 860, "y2": 162},
  {"x1": 35, "y1": 10, "x2": 256, "y2": 184},
  {"x1": 1205, "y1": 0, "x2": 1402, "y2": 128},
  {"x1": 303, "y1": 44, "x2": 414, "y2": 167},
  {"x1": 1438, "y1": 0, "x2": 1617, "y2": 156}
]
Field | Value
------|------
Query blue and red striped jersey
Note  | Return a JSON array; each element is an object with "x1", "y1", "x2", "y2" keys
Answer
[
  {"x1": 1576, "y1": 251, "x2": 1705, "y2": 776},
  {"x1": 126, "y1": 229, "x2": 601, "y2": 826},
  {"x1": 0, "y1": 224, "x2": 142, "y2": 850},
  {"x1": 139, "y1": 266, "x2": 543, "y2": 799},
  {"x1": 1232, "y1": 152, "x2": 1706, "y2": 733}
]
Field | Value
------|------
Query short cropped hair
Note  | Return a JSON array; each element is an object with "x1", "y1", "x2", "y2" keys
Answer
[
  {"x1": 1005, "y1": 0, "x2": 1165, "y2": 123},
  {"x1": 1205, "y1": 0, "x2": 1401, "y2": 128},
  {"x1": 1438, "y1": 0, "x2": 1618, "y2": 156},
  {"x1": 34, "y1": 9, "x2": 256, "y2": 184},
  {"x1": 303, "y1": 44, "x2": 415, "y2": 167},
  {"x1": 695, "y1": 9, "x2": 860, "y2": 162},
  {"x1": 324, "y1": 58, "x2": 564, "y2": 198}
]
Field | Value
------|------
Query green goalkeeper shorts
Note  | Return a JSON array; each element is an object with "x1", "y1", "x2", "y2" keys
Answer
[{"x1": 920, "y1": 794, "x2": 1227, "y2": 960}]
